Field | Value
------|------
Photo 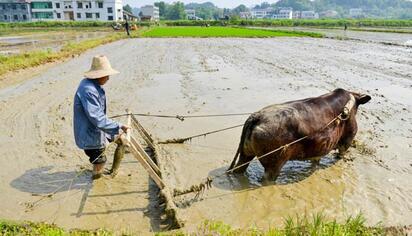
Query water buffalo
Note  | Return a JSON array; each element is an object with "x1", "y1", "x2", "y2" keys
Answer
[{"x1": 228, "y1": 88, "x2": 371, "y2": 180}]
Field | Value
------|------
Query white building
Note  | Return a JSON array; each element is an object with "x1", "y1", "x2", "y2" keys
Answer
[
  {"x1": 275, "y1": 9, "x2": 292, "y2": 19},
  {"x1": 292, "y1": 11, "x2": 301, "y2": 19},
  {"x1": 30, "y1": 0, "x2": 123, "y2": 21},
  {"x1": 349, "y1": 8, "x2": 363, "y2": 18},
  {"x1": 300, "y1": 11, "x2": 319, "y2": 19},
  {"x1": 239, "y1": 11, "x2": 251, "y2": 19},
  {"x1": 251, "y1": 7, "x2": 273, "y2": 19},
  {"x1": 185, "y1": 9, "x2": 195, "y2": 20},
  {"x1": 319, "y1": 10, "x2": 338, "y2": 18},
  {"x1": 140, "y1": 5, "x2": 159, "y2": 21}
]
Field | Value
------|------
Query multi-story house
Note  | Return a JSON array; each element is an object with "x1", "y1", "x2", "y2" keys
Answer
[
  {"x1": 239, "y1": 11, "x2": 251, "y2": 19},
  {"x1": 349, "y1": 8, "x2": 363, "y2": 18},
  {"x1": 300, "y1": 11, "x2": 319, "y2": 19},
  {"x1": 140, "y1": 5, "x2": 159, "y2": 21},
  {"x1": 251, "y1": 7, "x2": 274, "y2": 19},
  {"x1": 292, "y1": 11, "x2": 301, "y2": 19},
  {"x1": 184, "y1": 9, "x2": 195, "y2": 20},
  {"x1": 0, "y1": 0, "x2": 31, "y2": 22},
  {"x1": 275, "y1": 8, "x2": 292, "y2": 19},
  {"x1": 29, "y1": 0, "x2": 122, "y2": 21}
]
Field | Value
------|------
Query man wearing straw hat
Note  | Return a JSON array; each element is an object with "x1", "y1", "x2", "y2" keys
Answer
[{"x1": 73, "y1": 55, "x2": 129, "y2": 180}]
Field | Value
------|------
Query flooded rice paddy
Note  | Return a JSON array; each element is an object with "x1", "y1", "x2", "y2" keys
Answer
[
  {"x1": 259, "y1": 26, "x2": 412, "y2": 46},
  {"x1": 0, "y1": 33, "x2": 411, "y2": 233},
  {"x1": 0, "y1": 31, "x2": 109, "y2": 55}
]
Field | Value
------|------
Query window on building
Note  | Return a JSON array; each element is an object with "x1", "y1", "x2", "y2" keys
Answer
[
  {"x1": 117, "y1": 8, "x2": 120, "y2": 12},
  {"x1": 56, "y1": 13, "x2": 61, "y2": 18},
  {"x1": 108, "y1": 15, "x2": 113, "y2": 20},
  {"x1": 97, "y1": 2, "x2": 103, "y2": 8},
  {"x1": 4, "y1": 15, "x2": 7, "y2": 20},
  {"x1": 33, "y1": 12, "x2": 53, "y2": 19},
  {"x1": 21, "y1": 4, "x2": 26, "y2": 10},
  {"x1": 77, "y1": 13, "x2": 81, "y2": 18},
  {"x1": 1, "y1": 4, "x2": 5, "y2": 10},
  {"x1": 77, "y1": 2, "x2": 82, "y2": 8},
  {"x1": 107, "y1": 7, "x2": 112, "y2": 13},
  {"x1": 55, "y1": 3, "x2": 60, "y2": 8},
  {"x1": 13, "y1": 15, "x2": 18, "y2": 20},
  {"x1": 31, "y1": 2, "x2": 52, "y2": 9},
  {"x1": 11, "y1": 4, "x2": 16, "y2": 9},
  {"x1": 23, "y1": 14, "x2": 27, "y2": 20},
  {"x1": 86, "y1": 13, "x2": 92, "y2": 18},
  {"x1": 87, "y1": 2, "x2": 91, "y2": 8},
  {"x1": 95, "y1": 12, "x2": 100, "y2": 18}
]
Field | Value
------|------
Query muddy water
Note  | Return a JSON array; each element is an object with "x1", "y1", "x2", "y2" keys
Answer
[
  {"x1": 0, "y1": 31, "x2": 109, "y2": 55},
  {"x1": 0, "y1": 37, "x2": 411, "y2": 233},
  {"x1": 257, "y1": 26, "x2": 412, "y2": 46}
]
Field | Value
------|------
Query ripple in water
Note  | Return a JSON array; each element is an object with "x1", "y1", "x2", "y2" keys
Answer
[{"x1": 246, "y1": 154, "x2": 339, "y2": 186}]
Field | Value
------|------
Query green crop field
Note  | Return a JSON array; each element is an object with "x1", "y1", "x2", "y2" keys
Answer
[{"x1": 141, "y1": 26, "x2": 323, "y2": 38}]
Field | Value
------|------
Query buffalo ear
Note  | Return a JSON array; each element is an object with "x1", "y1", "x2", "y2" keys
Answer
[{"x1": 357, "y1": 94, "x2": 371, "y2": 105}]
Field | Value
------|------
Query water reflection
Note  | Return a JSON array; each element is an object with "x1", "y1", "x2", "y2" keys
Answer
[
  {"x1": 210, "y1": 153, "x2": 339, "y2": 190},
  {"x1": 0, "y1": 31, "x2": 109, "y2": 55}
]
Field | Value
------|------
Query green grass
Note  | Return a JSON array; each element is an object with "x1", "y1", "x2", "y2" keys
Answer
[
  {"x1": 0, "y1": 220, "x2": 111, "y2": 235},
  {"x1": 141, "y1": 26, "x2": 323, "y2": 38},
  {"x1": 1, "y1": 214, "x2": 387, "y2": 235},
  {"x1": 164, "y1": 19, "x2": 412, "y2": 28},
  {"x1": 186, "y1": 214, "x2": 384, "y2": 236},
  {"x1": 0, "y1": 32, "x2": 128, "y2": 77}
]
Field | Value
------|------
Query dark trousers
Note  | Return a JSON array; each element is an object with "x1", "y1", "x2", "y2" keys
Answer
[{"x1": 84, "y1": 148, "x2": 106, "y2": 164}]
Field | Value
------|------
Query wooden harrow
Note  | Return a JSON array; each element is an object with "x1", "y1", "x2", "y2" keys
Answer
[{"x1": 116, "y1": 110, "x2": 184, "y2": 229}]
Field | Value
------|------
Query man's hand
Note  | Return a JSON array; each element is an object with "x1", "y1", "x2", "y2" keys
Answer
[{"x1": 120, "y1": 125, "x2": 130, "y2": 134}]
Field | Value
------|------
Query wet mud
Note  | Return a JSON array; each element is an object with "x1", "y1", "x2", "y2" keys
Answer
[{"x1": 0, "y1": 36, "x2": 411, "y2": 233}]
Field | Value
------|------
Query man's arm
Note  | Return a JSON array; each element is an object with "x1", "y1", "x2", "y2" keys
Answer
[{"x1": 80, "y1": 90, "x2": 121, "y2": 136}]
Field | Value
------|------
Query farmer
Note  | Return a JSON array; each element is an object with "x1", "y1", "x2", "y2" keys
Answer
[
  {"x1": 73, "y1": 55, "x2": 129, "y2": 180},
  {"x1": 125, "y1": 19, "x2": 130, "y2": 36}
]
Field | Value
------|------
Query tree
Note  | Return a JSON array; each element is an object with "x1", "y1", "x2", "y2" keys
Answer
[
  {"x1": 231, "y1": 4, "x2": 248, "y2": 15},
  {"x1": 154, "y1": 1, "x2": 167, "y2": 18},
  {"x1": 123, "y1": 4, "x2": 132, "y2": 13},
  {"x1": 275, "y1": 0, "x2": 313, "y2": 11},
  {"x1": 166, "y1": 2, "x2": 186, "y2": 20}
]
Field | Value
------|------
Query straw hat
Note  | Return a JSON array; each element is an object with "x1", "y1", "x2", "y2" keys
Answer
[{"x1": 84, "y1": 55, "x2": 119, "y2": 79}]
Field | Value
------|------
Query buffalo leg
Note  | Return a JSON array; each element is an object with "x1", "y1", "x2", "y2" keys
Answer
[
  {"x1": 338, "y1": 121, "x2": 357, "y2": 159},
  {"x1": 337, "y1": 137, "x2": 354, "y2": 159},
  {"x1": 231, "y1": 154, "x2": 254, "y2": 174},
  {"x1": 262, "y1": 156, "x2": 288, "y2": 181}
]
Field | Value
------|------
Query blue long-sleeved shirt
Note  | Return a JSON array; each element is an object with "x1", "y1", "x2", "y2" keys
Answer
[{"x1": 73, "y1": 79, "x2": 120, "y2": 149}]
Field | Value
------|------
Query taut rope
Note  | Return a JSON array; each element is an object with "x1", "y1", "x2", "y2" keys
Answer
[{"x1": 110, "y1": 112, "x2": 252, "y2": 121}]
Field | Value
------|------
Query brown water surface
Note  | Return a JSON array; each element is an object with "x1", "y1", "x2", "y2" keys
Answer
[{"x1": 0, "y1": 37, "x2": 410, "y2": 233}]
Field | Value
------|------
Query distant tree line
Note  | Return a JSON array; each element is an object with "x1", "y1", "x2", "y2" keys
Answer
[{"x1": 148, "y1": 0, "x2": 412, "y2": 20}]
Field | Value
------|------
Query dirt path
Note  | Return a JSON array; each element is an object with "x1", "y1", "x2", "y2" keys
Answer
[{"x1": 0, "y1": 37, "x2": 411, "y2": 233}]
